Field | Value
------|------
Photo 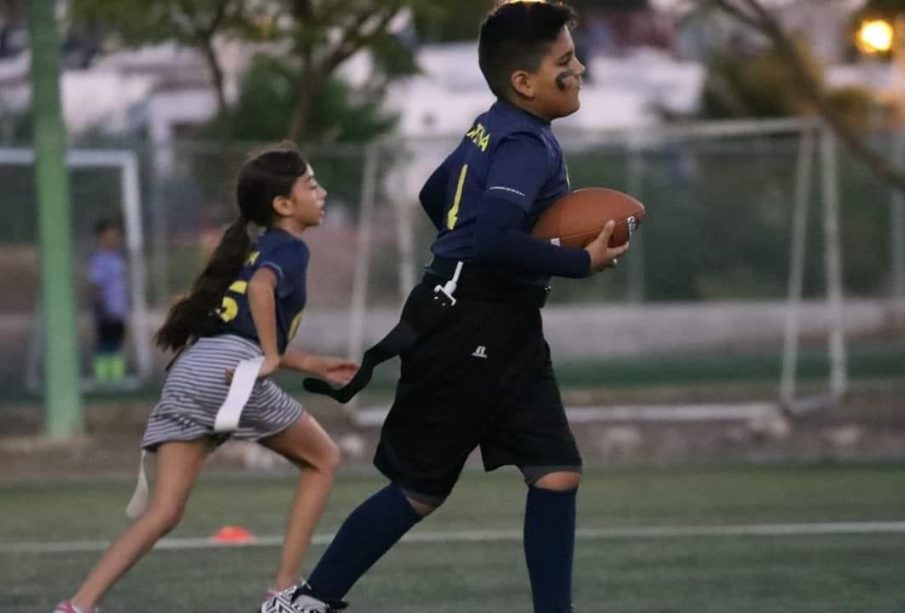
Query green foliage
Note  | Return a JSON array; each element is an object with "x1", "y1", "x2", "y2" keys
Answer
[
  {"x1": 414, "y1": 0, "x2": 494, "y2": 43},
  {"x1": 0, "y1": 0, "x2": 24, "y2": 20},
  {"x1": 0, "y1": 107, "x2": 32, "y2": 141},
  {"x1": 370, "y1": 30, "x2": 421, "y2": 80},
  {"x1": 701, "y1": 36, "x2": 874, "y2": 134},
  {"x1": 201, "y1": 54, "x2": 396, "y2": 143},
  {"x1": 69, "y1": 0, "x2": 245, "y2": 46},
  {"x1": 559, "y1": 137, "x2": 893, "y2": 303},
  {"x1": 412, "y1": 0, "x2": 647, "y2": 43},
  {"x1": 189, "y1": 55, "x2": 391, "y2": 220},
  {"x1": 68, "y1": 0, "x2": 438, "y2": 139},
  {"x1": 703, "y1": 39, "x2": 824, "y2": 119},
  {"x1": 570, "y1": 0, "x2": 649, "y2": 10},
  {"x1": 825, "y1": 85, "x2": 873, "y2": 134},
  {"x1": 859, "y1": 0, "x2": 905, "y2": 19}
]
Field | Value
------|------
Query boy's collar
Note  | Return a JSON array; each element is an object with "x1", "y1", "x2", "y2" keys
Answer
[{"x1": 494, "y1": 98, "x2": 552, "y2": 126}]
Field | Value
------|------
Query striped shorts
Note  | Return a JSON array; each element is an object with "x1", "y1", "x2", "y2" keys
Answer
[{"x1": 142, "y1": 335, "x2": 303, "y2": 450}]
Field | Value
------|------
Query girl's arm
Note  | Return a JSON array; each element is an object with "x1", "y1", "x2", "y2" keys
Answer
[
  {"x1": 282, "y1": 349, "x2": 358, "y2": 386},
  {"x1": 247, "y1": 267, "x2": 282, "y2": 377}
]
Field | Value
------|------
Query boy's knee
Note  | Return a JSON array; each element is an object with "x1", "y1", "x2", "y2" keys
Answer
[
  {"x1": 524, "y1": 468, "x2": 582, "y2": 491},
  {"x1": 401, "y1": 487, "x2": 446, "y2": 518}
]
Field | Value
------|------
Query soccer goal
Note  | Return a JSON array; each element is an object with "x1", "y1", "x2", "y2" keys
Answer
[
  {"x1": 0, "y1": 147, "x2": 153, "y2": 391},
  {"x1": 345, "y1": 118, "x2": 852, "y2": 427}
]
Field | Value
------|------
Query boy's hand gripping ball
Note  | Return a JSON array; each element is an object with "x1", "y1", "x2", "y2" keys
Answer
[{"x1": 531, "y1": 187, "x2": 646, "y2": 249}]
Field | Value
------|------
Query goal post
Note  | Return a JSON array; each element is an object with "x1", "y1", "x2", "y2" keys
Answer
[
  {"x1": 350, "y1": 118, "x2": 851, "y2": 426},
  {"x1": 26, "y1": 0, "x2": 81, "y2": 438},
  {"x1": 0, "y1": 147, "x2": 154, "y2": 389}
]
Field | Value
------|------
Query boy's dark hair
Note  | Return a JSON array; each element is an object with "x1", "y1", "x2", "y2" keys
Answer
[
  {"x1": 94, "y1": 219, "x2": 122, "y2": 236},
  {"x1": 478, "y1": 1, "x2": 577, "y2": 100},
  {"x1": 155, "y1": 142, "x2": 308, "y2": 352}
]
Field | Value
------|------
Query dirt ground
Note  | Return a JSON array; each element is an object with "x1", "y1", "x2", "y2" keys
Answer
[{"x1": 2, "y1": 379, "x2": 904, "y2": 480}]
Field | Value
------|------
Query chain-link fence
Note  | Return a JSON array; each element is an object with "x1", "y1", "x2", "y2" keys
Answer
[{"x1": 1, "y1": 119, "x2": 903, "y2": 400}]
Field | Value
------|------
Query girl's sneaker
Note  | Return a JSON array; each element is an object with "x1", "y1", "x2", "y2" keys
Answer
[
  {"x1": 53, "y1": 602, "x2": 98, "y2": 613},
  {"x1": 260, "y1": 585, "x2": 317, "y2": 613},
  {"x1": 260, "y1": 583, "x2": 346, "y2": 613},
  {"x1": 262, "y1": 579, "x2": 303, "y2": 606}
]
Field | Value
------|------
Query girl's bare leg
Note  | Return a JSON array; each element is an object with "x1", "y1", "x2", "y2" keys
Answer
[
  {"x1": 70, "y1": 440, "x2": 208, "y2": 610},
  {"x1": 259, "y1": 413, "x2": 340, "y2": 590}
]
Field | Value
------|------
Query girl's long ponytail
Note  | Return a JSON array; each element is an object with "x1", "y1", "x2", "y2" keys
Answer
[
  {"x1": 154, "y1": 141, "x2": 307, "y2": 353},
  {"x1": 154, "y1": 217, "x2": 250, "y2": 352}
]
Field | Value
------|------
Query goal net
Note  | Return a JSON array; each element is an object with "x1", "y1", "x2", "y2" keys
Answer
[
  {"x1": 0, "y1": 147, "x2": 152, "y2": 393},
  {"x1": 2, "y1": 121, "x2": 901, "y2": 426}
]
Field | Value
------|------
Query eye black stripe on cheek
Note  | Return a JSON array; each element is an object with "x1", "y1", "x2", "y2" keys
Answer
[{"x1": 555, "y1": 69, "x2": 576, "y2": 91}]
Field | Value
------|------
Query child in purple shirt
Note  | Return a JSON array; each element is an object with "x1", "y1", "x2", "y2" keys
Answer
[{"x1": 89, "y1": 219, "x2": 128, "y2": 383}]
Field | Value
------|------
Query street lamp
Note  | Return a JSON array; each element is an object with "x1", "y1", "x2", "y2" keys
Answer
[
  {"x1": 855, "y1": 17, "x2": 905, "y2": 300},
  {"x1": 856, "y1": 19, "x2": 894, "y2": 55}
]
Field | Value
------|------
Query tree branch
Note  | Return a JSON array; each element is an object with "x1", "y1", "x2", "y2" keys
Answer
[
  {"x1": 329, "y1": 7, "x2": 402, "y2": 73},
  {"x1": 707, "y1": 0, "x2": 765, "y2": 31},
  {"x1": 174, "y1": 0, "x2": 232, "y2": 116},
  {"x1": 711, "y1": 0, "x2": 905, "y2": 191},
  {"x1": 286, "y1": 0, "x2": 408, "y2": 139}
]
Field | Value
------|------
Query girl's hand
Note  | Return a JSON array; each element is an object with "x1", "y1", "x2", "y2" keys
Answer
[
  {"x1": 224, "y1": 353, "x2": 281, "y2": 384},
  {"x1": 258, "y1": 353, "x2": 281, "y2": 378},
  {"x1": 312, "y1": 356, "x2": 359, "y2": 386}
]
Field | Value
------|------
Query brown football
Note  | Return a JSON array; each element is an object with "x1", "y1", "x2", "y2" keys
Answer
[{"x1": 531, "y1": 187, "x2": 645, "y2": 249}]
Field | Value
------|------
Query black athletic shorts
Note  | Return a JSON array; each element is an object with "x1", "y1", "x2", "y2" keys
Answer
[
  {"x1": 95, "y1": 317, "x2": 126, "y2": 353},
  {"x1": 374, "y1": 272, "x2": 582, "y2": 499}
]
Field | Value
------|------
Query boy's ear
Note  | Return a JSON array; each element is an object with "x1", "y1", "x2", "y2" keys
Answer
[{"x1": 510, "y1": 70, "x2": 535, "y2": 99}]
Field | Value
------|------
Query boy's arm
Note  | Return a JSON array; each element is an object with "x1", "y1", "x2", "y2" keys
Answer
[
  {"x1": 474, "y1": 134, "x2": 592, "y2": 277},
  {"x1": 247, "y1": 268, "x2": 282, "y2": 377},
  {"x1": 282, "y1": 349, "x2": 358, "y2": 385},
  {"x1": 474, "y1": 197, "x2": 590, "y2": 277},
  {"x1": 418, "y1": 163, "x2": 450, "y2": 230}
]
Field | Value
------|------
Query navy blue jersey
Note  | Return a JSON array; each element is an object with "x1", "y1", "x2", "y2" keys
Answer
[
  {"x1": 430, "y1": 100, "x2": 570, "y2": 263},
  {"x1": 218, "y1": 228, "x2": 309, "y2": 353}
]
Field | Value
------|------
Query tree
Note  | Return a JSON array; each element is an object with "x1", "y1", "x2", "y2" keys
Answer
[
  {"x1": 860, "y1": 0, "x2": 905, "y2": 18},
  {"x1": 256, "y1": 1, "x2": 423, "y2": 140},
  {"x1": 69, "y1": 0, "x2": 464, "y2": 141},
  {"x1": 0, "y1": 0, "x2": 24, "y2": 21},
  {"x1": 70, "y1": 0, "x2": 245, "y2": 116},
  {"x1": 701, "y1": 34, "x2": 873, "y2": 132},
  {"x1": 414, "y1": 0, "x2": 493, "y2": 43},
  {"x1": 202, "y1": 53, "x2": 396, "y2": 143},
  {"x1": 703, "y1": 37, "x2": 826, "y2": 118},
  {"x1": 705, "y1": 0, "x2": 905, "y2": 190}
]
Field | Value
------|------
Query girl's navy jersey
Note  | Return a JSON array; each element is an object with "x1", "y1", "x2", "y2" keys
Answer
[
  {"x1": 430, "y1": 100, "x2": 570, "y2": 266},
  {"x1": 218, "y1": 228, "x2": 309, "y2": 353}
]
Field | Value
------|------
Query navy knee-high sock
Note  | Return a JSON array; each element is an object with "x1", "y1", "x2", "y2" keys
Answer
[
  {"x1": 308, "y1": 484, "x2": 421, "y2": 601},
  {"x1": 524, "y1": 486, "x2": 577, "y2": 613}
]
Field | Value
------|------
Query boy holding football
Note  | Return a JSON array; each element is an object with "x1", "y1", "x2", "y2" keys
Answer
[{"x1": 264, "y1": 2, "x2": 628, "y2": 612}]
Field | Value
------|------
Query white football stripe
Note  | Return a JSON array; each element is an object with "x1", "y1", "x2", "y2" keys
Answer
[{"x1": 3, "y1": 521, "x2": 905, "y2": 555}]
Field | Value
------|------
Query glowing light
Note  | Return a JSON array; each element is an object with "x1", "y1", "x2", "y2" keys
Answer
[{"x1": 856, "y1": 19, "x2": 895, "y2": 55}]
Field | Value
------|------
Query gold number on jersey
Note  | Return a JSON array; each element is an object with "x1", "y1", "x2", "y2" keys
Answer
[
  {"x1": 218, "y1": 280, "x2": 247, "y2": 323},
  {"x1": 288, "y1": 310, "x2": 303, "y2": 341},
  {"x1": 446, "y1": 164, "x2": 469, "y2": 230}
]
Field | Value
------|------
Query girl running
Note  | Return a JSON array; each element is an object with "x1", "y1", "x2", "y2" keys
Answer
[{"x1": 55, "y1": 142, "x2": 357, "y2": 613}]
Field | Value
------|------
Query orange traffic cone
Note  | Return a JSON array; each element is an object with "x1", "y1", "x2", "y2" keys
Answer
[{"x1": 212, "y1": 525, "x2": 256, "y2": 544}]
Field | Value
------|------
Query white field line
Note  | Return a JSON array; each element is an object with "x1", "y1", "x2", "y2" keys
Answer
[
  {"x1": 353, "y1": 403, "x2": 780, "y2": 428},
  {"x1": 4, "y1": 520, "x2": 905, "y2": 555}
]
